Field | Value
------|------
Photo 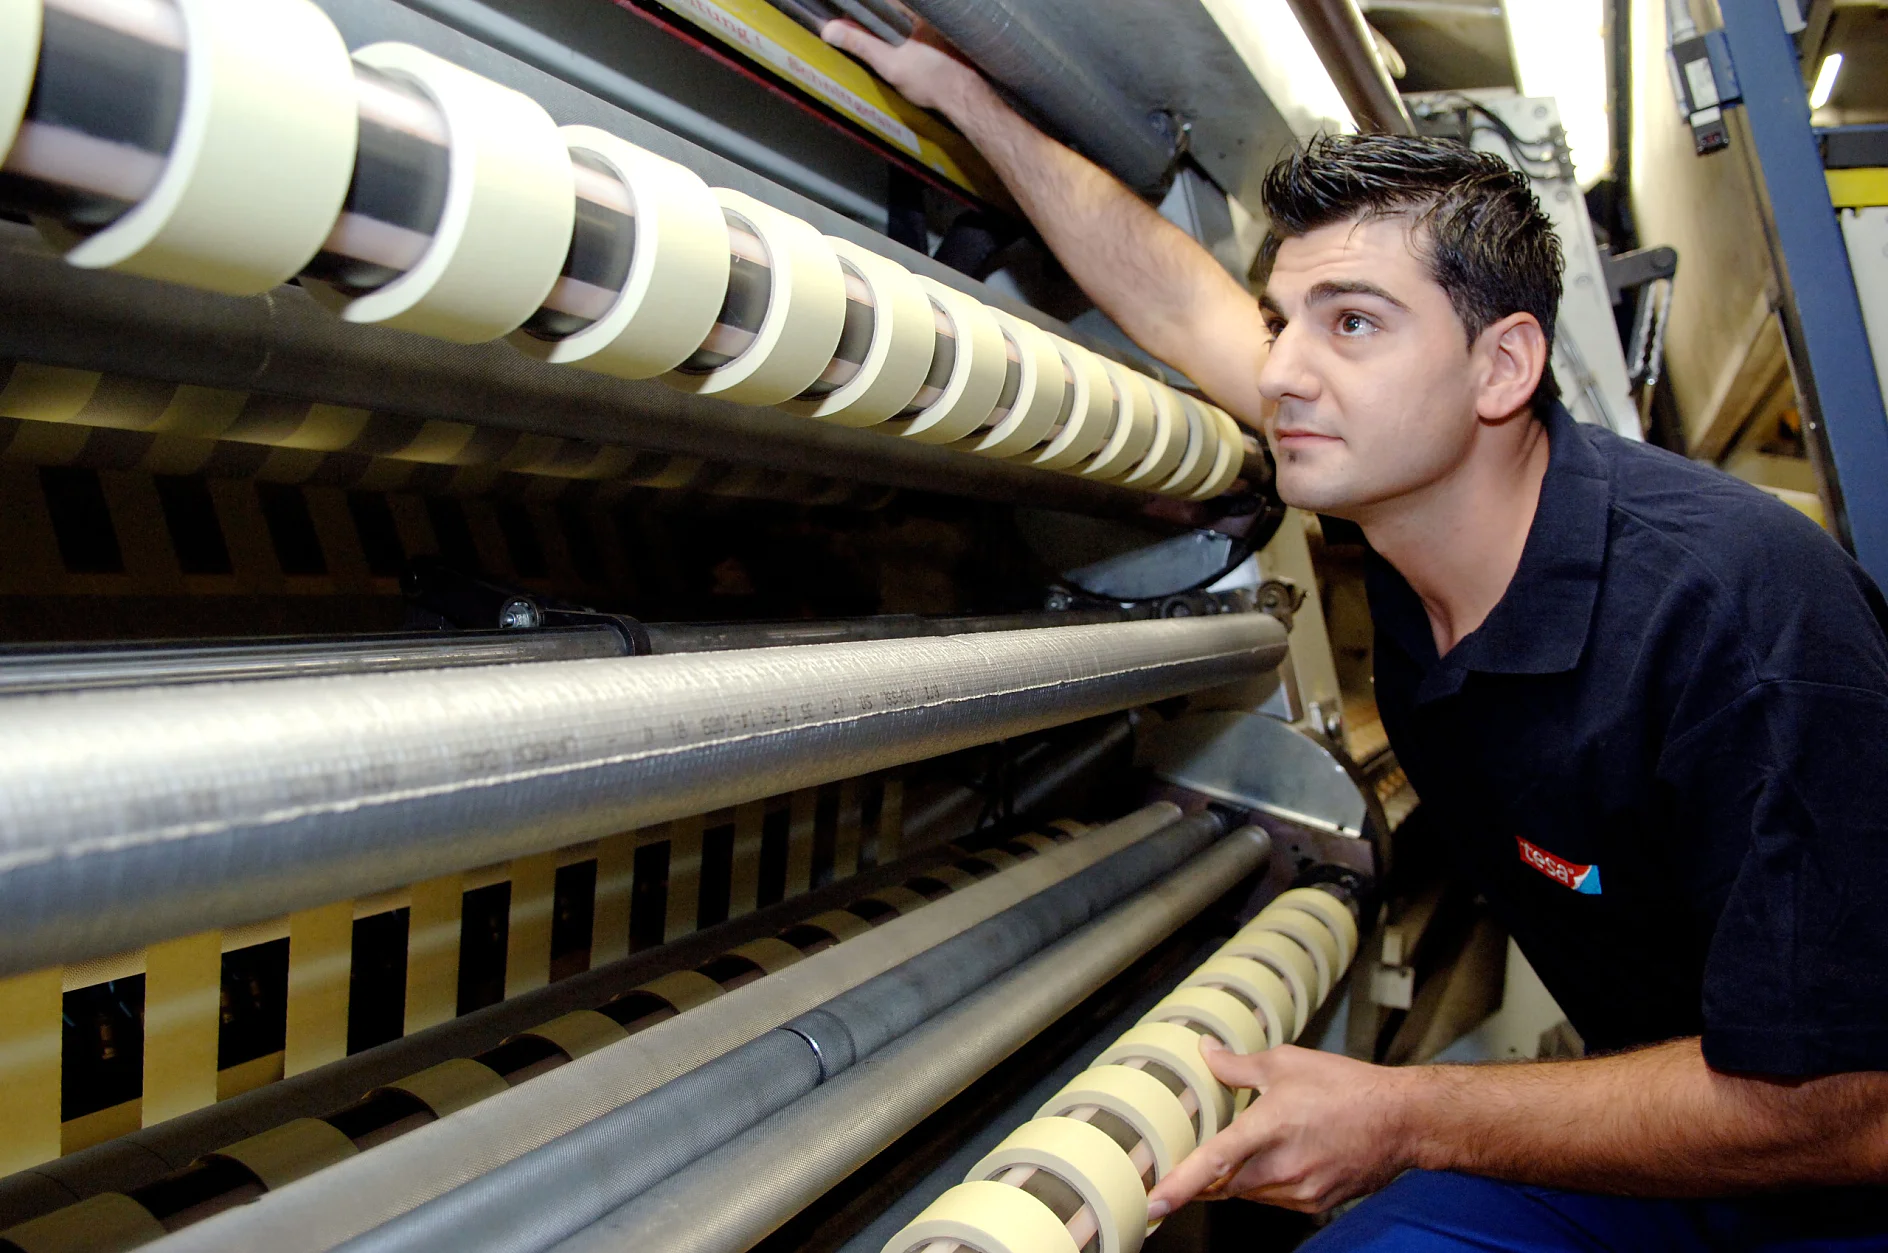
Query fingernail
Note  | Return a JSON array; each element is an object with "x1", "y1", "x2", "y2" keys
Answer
[
  {"x1": 1200, "y1": 1036, "x2": 1223, "y2": 1052},
  {"x1": 1146, "y1": 1200, "x2": 1170, "y2": 1221}
]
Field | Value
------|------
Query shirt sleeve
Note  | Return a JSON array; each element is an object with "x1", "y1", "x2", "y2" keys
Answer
[{"x1": 1664, "y1": 675, "x2": 1888, "y2": 1076}]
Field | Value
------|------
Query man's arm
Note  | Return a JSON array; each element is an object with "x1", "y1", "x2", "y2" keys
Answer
[
  {"x1": 822, "y1": 21, "x2": 1270, "y2": 426},
  {"x1": 1144, "y1": 1037, "x2": 1888, "y2": 1217}
]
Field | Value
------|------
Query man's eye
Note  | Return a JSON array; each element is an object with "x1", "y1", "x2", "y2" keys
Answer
[{"x1": 1337, "y1": 313, "x2": 1374, "y2": 336}]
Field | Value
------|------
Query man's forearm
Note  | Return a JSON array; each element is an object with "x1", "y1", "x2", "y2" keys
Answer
[
  {"x1": 930, "y1": 76, "x2": 1246, "y2": 373},
  {"x1": 1399, "y1": 1037, "x2": 1888, "y2": 1194}
]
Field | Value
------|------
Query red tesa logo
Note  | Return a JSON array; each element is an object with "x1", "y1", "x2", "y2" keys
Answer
[{"x1": 1515, "y1": 836, "x2": 1603, "y2": 895}]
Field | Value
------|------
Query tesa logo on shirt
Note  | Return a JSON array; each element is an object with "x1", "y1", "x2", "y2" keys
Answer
[{"x1": 1515, "y1": 836, "x2": 1603, "y2": 895}]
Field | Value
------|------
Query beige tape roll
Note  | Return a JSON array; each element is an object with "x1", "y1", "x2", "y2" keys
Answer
[
  {"x1": 1013, "y1": 832, "x2": 1060, "y2": 854},
  {"x1": 0, "y1": 0, "x2": 41, "y2": 161},
  {"x1": 381, "y1": 1057, "x2": 508, "y2": 1118},
  {"x1": 1143, "y1": 986, "x2": 1266, "y2": 1057},
  {"x1": 312, "y1": 42, "x2": 573, "y2": 342},
  {"x1": 862, "y1": 884, "x2": 932, "y2": 915},
  {"x1": 1046, "y1": 818, "x2": 1089, "y2": 838},
  {"x1": 210, "y1": 1117, "x2": 358, "y2": 1190},
  {"x1": 1095, "y1": 1022, "x2": 1233, "y2": 1139},
  {"x1": 969, "y1": 1116, "x2": 1149, "y2": 1253},
  {"x1": 1272, "y1": 888, "x2": 1359, "y2": 969},
  {"x1": 1179, "y1": 955, "x2": 1291, "y2": 1050},
  {"x1": 1038, "y1": 1065, "x2": 1195, "y2": 1182},
  {"x1": 1221, "y1": 930, "x2": 1314, "y2": 1035},
  {"x1": 923, "y1": 864, "x2": 981, "y2": 892},
  {"x1": 974, "y1": 847, "x2": 1021, "y2": 871},
  {"x1": 956, "y1": 310, "x2": 1068, "y2": 458},
  {"x1": 1116, "y1": 379, "x2": 1188, "y2": 489},
  {"x1": 1251, "y1": 907, "x2": 1339, "y2": 1002},
  {"x1": 1017, "y1": 338, "x2": 1116, "y2": 471},
  {"x1": 727, "y1": 936, "x2": 806, "y2": 974},
  {"x1": 804, "y1": 908, "x2": 874, "y2": 942},
  {"x1": 890, "y1": 278, "x2": 1008, "y2": 443},
  {"x1": 61, "y1": 0, "x2": 355, "y2": 294},
  {"x1": 639, "y1": 968, "x2": 726, "y2": 1012},
  {"x1": 778, "y1": 236, "x2": 932, "y2": 424},
  {"x1": 884, "y1": 1180, "x2": 1078, "y2": 1253},
  {"x1": 1156, "y1": 395, "x2": 1220, "y2": 497},
  {"x1": 1186, "y1": 406, "x2": 1247, "y2": 501},
  {"x1": 1081, "y1": 360, "x2": 1157, "y2": 479},
  {"x1": 522, "y1": 1009, "x2": 629, "y2": 1060},
  {"x1": 0, "y1": 1193, "x2": 166, "y2": 1253},
  {"x1": 663, "y1": 188, "x2": 846, "y2": 404},
  {"x1": 511, "y1": 126, "x2": 727, "y2": 377}
]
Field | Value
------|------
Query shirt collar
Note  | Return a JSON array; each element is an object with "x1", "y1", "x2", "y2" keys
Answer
[{"x1": 1366, "y1": 401, "x2": 1613, "y2": 701}]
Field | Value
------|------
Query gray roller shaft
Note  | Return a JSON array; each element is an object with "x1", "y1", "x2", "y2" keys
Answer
[
  {"x1": 899, "y1": 0, "x2": 1175, "y2": 194},
  {"x1": 550, "y1": 826, "x2": 1270, "y2": 1253},
  {"x1": 329, "y1": 811, "x2": 1226, "y2": 1253},
  {"x1": 145, "y1": 804, "x2": 1181, "y2": 1253},
  {"x1": 0, "y1": 613, "x2": 1284, "y2": 976}
]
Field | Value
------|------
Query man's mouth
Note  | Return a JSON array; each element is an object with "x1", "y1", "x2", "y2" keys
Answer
[{"x1": 1274, "y1": 428, "x2": 1341, "y2": 447}]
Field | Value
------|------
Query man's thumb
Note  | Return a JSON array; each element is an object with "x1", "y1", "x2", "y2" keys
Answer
[{"x1": 1200, "y1": 1036, "x2": 1270, "y2": 1088}]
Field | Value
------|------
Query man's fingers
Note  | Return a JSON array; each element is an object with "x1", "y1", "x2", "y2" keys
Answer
[
  {"x1": 821, "y1": 18, "x2": 886, "y2": 62},
  {"x1": 1145, "y1": 1112, "x2": 1273, "y2": 1220}
]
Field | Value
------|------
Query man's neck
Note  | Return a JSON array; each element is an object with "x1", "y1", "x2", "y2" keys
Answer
[{"x1": 1361, "y1": 416, "x2": 1553, "y2": 657}]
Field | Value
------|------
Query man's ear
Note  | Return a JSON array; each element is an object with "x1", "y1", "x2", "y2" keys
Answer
[{"x1": 1471, "y1": 312, "x2": 1548, "y2": 423}]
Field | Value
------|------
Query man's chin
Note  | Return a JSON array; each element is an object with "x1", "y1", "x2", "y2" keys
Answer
[{"x1": 1276, "y1": 476, "x2": 1360, "y2": 517}]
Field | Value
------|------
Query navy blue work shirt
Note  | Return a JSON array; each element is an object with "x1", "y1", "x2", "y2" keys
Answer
[{"x1": 1370, "y1": 401, "x2": 1888, "y2": 1076}]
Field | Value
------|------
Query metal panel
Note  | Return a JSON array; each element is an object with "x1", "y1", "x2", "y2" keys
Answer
[{"x1": 1713, "y1": 0, "x2": 1888, "y2": 584}]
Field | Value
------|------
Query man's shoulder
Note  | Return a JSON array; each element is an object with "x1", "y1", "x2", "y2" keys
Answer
[
  {"x1": 1581, "y1": 424, "x2": 1854, "y2": 590},
  {"x1": 1577, "y1": 424, "x2": 1888, "y2": 686}
]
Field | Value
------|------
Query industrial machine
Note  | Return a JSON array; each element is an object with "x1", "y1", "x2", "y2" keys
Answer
[{"x1": 0, "y1": 1, "x2": 1412, "y2": 1250}]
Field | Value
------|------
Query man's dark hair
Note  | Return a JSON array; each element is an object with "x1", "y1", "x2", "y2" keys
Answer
[{"x1": 1255, "y1": 133, "x2": 1565, "y2": 416}]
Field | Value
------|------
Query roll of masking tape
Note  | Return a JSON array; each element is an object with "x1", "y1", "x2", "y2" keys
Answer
[
  {"x1": 955, "y1": 310, "x2": 1067, "y2": 457},
  {"x1": 208, "y1": 1118, "x2": 357, "y2": 1190},
  {"x1": 925, "y1": 865, "x2": 981, "y2": 892},
  {"x1": 727, "y1": 936, "x2": 806, "y2": 974},
  {"x1": 1081, "y1": 359, "x2": 1157, "y2": 480},
  {"x1": 1221, "y1": 930, "x2": 1315, "y2": 1033},
  {"x1": 778, "y1": 236, "x2": 932, "y2": 425},
  {"x1": 380, "y1": 1057, "x2": 507, "y2": 1117},
  {"x1": 0, "y1": 1193, "x2": 166, "y2": 1253},
  {"x1": 1, "y1": 0, "x2": 42, "y2": 161},
  {"x1": 1186, "y1": 406, "x2": 1247, "y2": 501},
  {"x1": 1156, "y1": 395, "x2": 1220, "y2": 497},
  {"x1": 1017, "y1": 337, "x2": 1115, "y2": 471},
  {"x1": 1039, "y1": 1064, "x2": 1196, "y2": 1182},
  {"x1": 969, "y1": 1117, "x2": 1150, "y2": 1253},
  {"x1": 1252, "y1": 906, "x2": 1340, "y2": 1002},
  {"x1": 520, "y1": 1009, "x2": 628, "y2": 1060},
  {"x1": 1179, "y1": 955, "x2": 1292, "y2": 1049},
  {"x1": 311, "y1": 42, "x2": 573, "y2": 342},
  {"x1": 884, "y1": 1180, "x2": 1077, "y2": 1253},
  {"x1": 664, "y1": 188, "x2": 846, "y2": 404},
  {"x1": 1013, "y1": 832, "x2": 1060, "y2": 855},
  {"x1": 638, "y1": 969, "x2": 725, "y2": 1012},
  {"x1": 1272, "y1": 888, "x2": 1359, "y2": 968},
  {"x1": 1095, "y1": 1022, "x2": 1233, "y2": 1139},
  {"x1": 862, "y1": 884, "x2": 931, "y2": 915},
  {"x1": 1143, "y1": 986, "x2": 1267, "y2": 1058},
  {"x1": 804, "y1": 908, "x2": 873, "y2": 942},
  {"x1": 62, "y1": 0, "x2": 356, "y2": 294},
  {"x1": 511, "y1": 126, "x2": 727, "y2": 377},
  {"x1": 887, "y1": 277, "x2": 1007, "y2": 443},
  {"x1": 1116, "y1": 379, "x2": 1188, "y2": 489}
]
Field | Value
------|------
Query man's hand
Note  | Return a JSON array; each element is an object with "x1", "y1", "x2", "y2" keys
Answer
[
  {"x1": 820, "y1": 19, "x2": 982, "y2": 115},
  {"x1": 1147, "y1": 1040, "x2": 1418, "y2": 1218}
]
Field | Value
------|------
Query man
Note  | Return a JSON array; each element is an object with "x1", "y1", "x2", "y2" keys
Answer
[{"x1": 826, "y1": 19, "x2": 1888, "y2": 1249}]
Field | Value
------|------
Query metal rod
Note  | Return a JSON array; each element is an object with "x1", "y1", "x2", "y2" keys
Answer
[
  {"x1": 146, "y1": 805, "x2": 1190, "y2": 1253},
  {"x1": 324, "y1": 813, "x2": 1231, "y2": 1253},
  {"x1": 0, "y1": 613, "x2": 1284, "y2": 977},
  {"x1": 548, "y1": 828, "x2": 1269, "y2": 1253},
  {"x1": 1285, "y1": 0, "x2": 1414, "y2": 135}
]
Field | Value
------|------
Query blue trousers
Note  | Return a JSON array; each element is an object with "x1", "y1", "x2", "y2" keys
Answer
[{"x1": 1301, "y1": 1171, "x2": 1888, "y2": 1252}]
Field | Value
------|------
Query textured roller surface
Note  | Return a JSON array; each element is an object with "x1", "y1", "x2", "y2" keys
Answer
[
  {"x1": 146, "y1": 808, "x2": 1185, "y2": 1253},
  {"x1": 0, "y1": 615, "x2": 1285, "y2": 976}
]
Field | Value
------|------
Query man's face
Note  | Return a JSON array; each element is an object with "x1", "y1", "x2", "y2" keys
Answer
[{"x1": 1256, "y1": 216, "x2": 1483, "y2": 519}]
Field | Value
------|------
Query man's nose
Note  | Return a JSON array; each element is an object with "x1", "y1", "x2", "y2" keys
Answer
[{"x1": 1257, "y1": 319, "x2": 1318, "y2": 406}]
